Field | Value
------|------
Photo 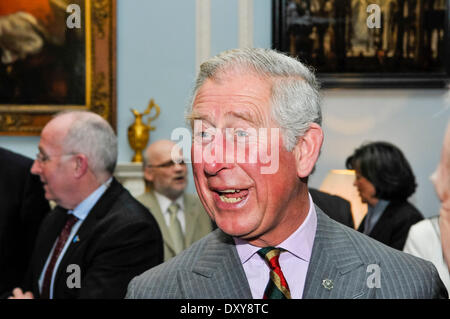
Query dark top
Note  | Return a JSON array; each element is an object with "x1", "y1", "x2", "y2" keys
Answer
[
  {"x1": 0, "y1": 147, "x2": 50, "y2": 295},
  {"x1": 357, "y1": 200, "x2": 424, "y2": 250},
  {"x1": 310, "y1": 188, "x2": 354, "y2": 228},
  {"x1": 17, "y1": 178, "x2": 163, "y2": 299}
]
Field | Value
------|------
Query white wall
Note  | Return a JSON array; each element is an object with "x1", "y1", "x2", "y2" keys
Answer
[
  {"x1": 1, "y1": 0, "x2": 448, "y2": 217},
  {"x1": 309, "y1": 89, "x2": 450, "y2": 218}
]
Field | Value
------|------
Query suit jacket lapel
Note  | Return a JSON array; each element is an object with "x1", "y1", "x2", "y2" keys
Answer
[
  {"x1": 175, "y1": 208, "x2": 372, "y2": 299},
  {"x1": 183, "y1": 194, "x2": 199, "y2": 247},
  {"x1": 34, "y1": 207, "x2": 68, "y2": 289},
  {"x1": 180, "y1": 230, "x2": 252, "y2": 299},
  {"x1": 303, "y1": 207, "x2": 369, "y2": 299},
  {"x1": 143, "y1": 191, "x2": 176, "y2": 253},
  {"x1": 53, "y1": 178, "x2": 124, "y2": 290}
]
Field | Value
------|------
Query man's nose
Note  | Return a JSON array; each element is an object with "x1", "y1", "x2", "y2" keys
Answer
[
  {"x1": 173, "y1": 162, "x2": 185, "y2": 171},
  {"x1": 30, "y1": 160, "x2": 41, "y2": 175},
  {"x1": 201, "y1": 134, "x2": 233, "y2": 176}
]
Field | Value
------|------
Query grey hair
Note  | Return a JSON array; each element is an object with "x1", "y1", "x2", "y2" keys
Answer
[
  {"x1": 56, "y1": 111, "x2": 117, "y2": 176},
  {"x1": 186, "y1": 48, "x2": 322, "y2": 151}
]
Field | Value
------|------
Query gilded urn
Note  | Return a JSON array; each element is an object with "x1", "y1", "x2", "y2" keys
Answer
[{"x1": 128, "y1": 99, "x2": 160, "y2": 162}]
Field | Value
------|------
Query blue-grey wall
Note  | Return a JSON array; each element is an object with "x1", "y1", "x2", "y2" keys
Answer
[{"x1": 0, "y1": 0, "x2": 448, "y2": 218}]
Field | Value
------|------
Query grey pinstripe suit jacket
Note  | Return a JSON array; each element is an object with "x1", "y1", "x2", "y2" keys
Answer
[{"x1": 126, "y1": 207, "x2": 448, "y2": 299}]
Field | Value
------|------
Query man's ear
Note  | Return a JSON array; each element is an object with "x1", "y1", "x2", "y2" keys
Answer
[
  {"x1": 143, "y1": 167, "x2": 154, "y2": 183},
  {"x1": 74, "y1": 154, "x2": 89, "y2": 178},
  {"x1": 293, "y1": 123, "x2": 323, "y2": 178}
]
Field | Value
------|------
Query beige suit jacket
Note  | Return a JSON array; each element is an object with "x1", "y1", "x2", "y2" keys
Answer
[{"x1": 136, "y1": 191, "x2": 213, "y2": 261}]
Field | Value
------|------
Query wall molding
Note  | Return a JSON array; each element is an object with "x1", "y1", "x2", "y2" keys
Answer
[
  {"x1": 238, "y1": 0, "x2": 253, "y2": 48},
  {"x1": 196, "y1": 0, "x2": 211, "y2": 71}
]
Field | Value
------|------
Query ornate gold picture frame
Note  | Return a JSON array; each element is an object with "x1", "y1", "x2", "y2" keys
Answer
[{"x1": 0, "y1": 0, "x2": 116, "y2": 135}]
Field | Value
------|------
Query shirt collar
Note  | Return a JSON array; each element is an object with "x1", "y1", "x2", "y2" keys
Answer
[
  {"x1": 373, "y1": 199, "x2": 390, "y2": 214},
  {"x1": 365, "y1": 199, "x2": 390, "y2": 233},
  {"x1": 234, "y1": 193, "x2": 317, "y2": 264},
  {"x1": 69, "y1": 177, "x2": 112, "y2": 221},
  {"x1": 367, "y1": 199, "x2": 390, "y2": 218},
  {"x1": 154, "y1": 191, "x2": 184, "y2": 214}
]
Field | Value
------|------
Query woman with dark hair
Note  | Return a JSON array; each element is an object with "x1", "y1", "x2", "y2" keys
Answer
[{"x1": 346, "y1": 141, "x2": 423, "y2": 250}]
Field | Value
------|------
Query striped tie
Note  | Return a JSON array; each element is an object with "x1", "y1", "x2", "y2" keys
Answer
[{"x1": 257, "y1": 247, "x2": 291, "y2": 299}]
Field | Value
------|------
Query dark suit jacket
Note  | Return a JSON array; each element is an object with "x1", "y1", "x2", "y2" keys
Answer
[
  {"x1": 20, "y1": 178, "x2": 163, "y2": 299},
  {"x1": 358, "y1": 200, "x2": 424, "y2": 250},
  {"x1": 310, "y1": 188, "x2": 354, "y2": 228},
  {"x1": 0, "y1": 148, "x2": 49, "y2": 295}
]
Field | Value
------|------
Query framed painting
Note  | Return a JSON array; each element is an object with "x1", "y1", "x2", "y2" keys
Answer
[
  {"x1": 272, "y1": 0, "x2": 450, "y2": 88},
  {"x1": 0, "y1": 0, "x2": 116, "y2": 135}
]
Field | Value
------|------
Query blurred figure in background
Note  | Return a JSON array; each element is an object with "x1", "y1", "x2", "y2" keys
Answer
[
  {"x1": 137, "y1": 140, "x2": 213, "y2": 261},
  {"x1": 404, "y1": 122, "x2": 450, "y2": 293},
  {"x1": 346, "y1": 141, "x2": 423, "y2": 250},
  {"x1": 0, "y1": 147, "x2": 49, "y2": 295},
  {"x1": 7, "y1": 111, "x2": 163, "y2": 299},
  {"x1": 309, "y1": 188, "x2": 354, "y2": 228}
]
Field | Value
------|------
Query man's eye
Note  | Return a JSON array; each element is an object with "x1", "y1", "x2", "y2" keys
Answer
[
  {"x1": 195, "y1": 130, "x2": 213, "y2": 142},
  {"x1": 235, "y1": 130, "x2": 249, "y2": 138},
  {"x1": 201, "y1": 131, "x2": 211, "y2": 138}
]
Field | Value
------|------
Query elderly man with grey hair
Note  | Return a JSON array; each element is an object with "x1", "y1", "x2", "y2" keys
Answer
[
  {"x1": 8, "y1": 111, "x2": 163, "y2": 299},
  {"x1": 126, "y1": 48, "x2": 447, "y2": 299}
]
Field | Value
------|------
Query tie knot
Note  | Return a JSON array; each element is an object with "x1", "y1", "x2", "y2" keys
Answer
[
  {"x1": 65, "y1": 214, "x2": 79, "y2": 229},
  {"x1": 168, "y1": 202, "x2": 180, "y2": 216},
  {"x1": 257, "y1": 246, "x2": 291, "y2": 299},
  {"x1": 257, "y1": 247, "x2": 284, "y2": 270}
]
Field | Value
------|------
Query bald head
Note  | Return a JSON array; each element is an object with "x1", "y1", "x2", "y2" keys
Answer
[
  {"x1": 40, "y1": 112, "x2": 73, "y2": 149},
  {"x1": 144, "y1": 140, "x2": 180, "y2": 166},
  {"x1": 31, "y1": 111, "x2": 117, "y2": 209},
  {"x1": 53, "y1": 111, "x2": 117, "y2": 178},
  {"x1": 143, "y1": 140, "x2": 187, "y2": 200}
]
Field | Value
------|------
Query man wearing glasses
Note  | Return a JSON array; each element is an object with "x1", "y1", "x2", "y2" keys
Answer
[
  {"x1": 137, "y1": 139, "x2": 213, "y2": 261},
  {"x1": 8, "y1": 111, "x2": 163, "y2": 299}
]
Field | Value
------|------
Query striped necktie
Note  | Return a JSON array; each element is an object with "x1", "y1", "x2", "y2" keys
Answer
[{"x1": 257, "y1": 247, "x2": 291, "y2": 299}]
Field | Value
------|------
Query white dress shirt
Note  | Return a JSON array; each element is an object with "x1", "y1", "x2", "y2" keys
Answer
[{"x1": 154, "y1": 191, "x2": 186, "y2": 233}]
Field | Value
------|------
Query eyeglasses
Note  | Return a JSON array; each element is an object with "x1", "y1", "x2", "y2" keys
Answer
[
  {"x1": 146, "y1": 159, "x2": 186, "y2": 168},
  {"x1": 35, "y1": 152, "x2": 75, "y2": 164},
  {"x1": 36, "y1": 152, "x2": 50, "y2": 163}
]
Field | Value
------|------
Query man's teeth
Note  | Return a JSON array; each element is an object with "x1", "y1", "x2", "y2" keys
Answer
[
  {"x1": 219, "y1": 194, "x2": 244, "y2": 203},
  {"x1": 220, "y1": 189, "x2": 240, "y2": 193},
  {"x1": 218, "y1": 189, "x2": 244, "y2": 203}
]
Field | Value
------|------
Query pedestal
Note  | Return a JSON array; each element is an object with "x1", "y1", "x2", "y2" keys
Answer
[{"x1": 114, "y1": 162, "x2": 146, "y2": 198}]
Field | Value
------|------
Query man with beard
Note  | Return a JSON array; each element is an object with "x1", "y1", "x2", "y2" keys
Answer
[{"x1": 137, "y1": 140, "x2": 213, "y2": 261}]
